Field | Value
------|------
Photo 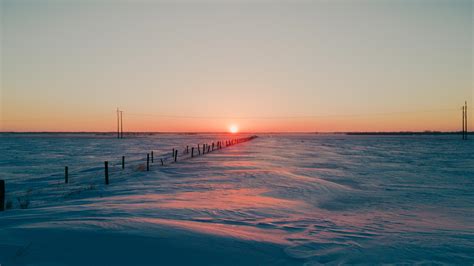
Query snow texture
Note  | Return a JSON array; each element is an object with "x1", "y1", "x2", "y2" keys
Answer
[{"x1": 0, "y1": 133, "x2": 473, "y2": 265}]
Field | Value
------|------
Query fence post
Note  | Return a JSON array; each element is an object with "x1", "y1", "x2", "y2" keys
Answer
[
  {"x1": 198, "y1": 144, "x2": 201, "y2": 155},
  {"x1": 212, "y1": 142, "x2": 214, "y2": 151},
  {"x1": 191, "y1": 147, "x2": 194, "y2": 157},
  {"x1": 122, "y1": 156, "x2": 125, "y2": 169},
  {"x1": 65, "y1": 166, "x2": 69, "y2": 184},
  {"x1": 161, "y1": 158, "x2": 164, "y2": 166},
  {"x1": 172, "y1": 148, "x2": 175, "y2": 158},
  {"x1": 0, "y1": 180, "x2": 5, "y2": 211},
  {"x1": 174, "y1": 150, "x2": 178, "y2": 162},
  {"x1": 105, "y1": 161, "x2": 109, "y2": 185},
  {"x1": 151, "y1": 151, "x2": 154, "y2": 163},
  {"x1": 147, "y1": 153, "x2": 150, "y2": 171}
]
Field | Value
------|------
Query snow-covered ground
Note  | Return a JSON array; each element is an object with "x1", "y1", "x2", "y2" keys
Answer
[{"x1": 0, "y1": 133, "x2": 473, "y2": 265}]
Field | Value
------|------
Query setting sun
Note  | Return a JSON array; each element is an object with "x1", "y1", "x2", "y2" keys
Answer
[{"x1": 229, "y1": 125, "x2": 239, "y2": 133}]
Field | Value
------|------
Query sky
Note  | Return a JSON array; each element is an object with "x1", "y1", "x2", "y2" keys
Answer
[{"x1": 0, "y1": 0, "x2": 472, "y2": 132}]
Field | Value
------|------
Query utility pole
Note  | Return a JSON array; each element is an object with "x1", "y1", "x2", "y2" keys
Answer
[
  {"x1": 465, "y1": 101, "x2": 468, "y2": 140},
  {"x1": 117, "y1": 108, "x2": 120, "y2": 139},
  {"x1": 462, "y1": 102, "x2": 468, "y2": 140},
  {"x1": 120, "y1": 110, "x2": 124, "y2": 139},
  {"x1": 463, "y1": 105, "x2": 465, "y2": 140}
]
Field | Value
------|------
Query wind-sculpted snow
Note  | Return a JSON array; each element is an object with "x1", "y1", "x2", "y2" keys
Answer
[{"x1": 0, "y1": 133, "x2": 473, "y2": 265}]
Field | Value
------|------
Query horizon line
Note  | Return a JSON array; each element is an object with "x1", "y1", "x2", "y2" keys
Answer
[{"x1": 0, "y1": 130, "x2": 469, "y2": 134}]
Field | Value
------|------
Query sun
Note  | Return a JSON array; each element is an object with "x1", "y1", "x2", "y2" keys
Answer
[{"x1": 229, "y1": 125, "x2": 239, "y2": 133}]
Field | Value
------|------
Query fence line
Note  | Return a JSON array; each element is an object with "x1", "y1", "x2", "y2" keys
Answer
[{"x1": 0, "y1": 135, "x2": 258, "y2": 211}]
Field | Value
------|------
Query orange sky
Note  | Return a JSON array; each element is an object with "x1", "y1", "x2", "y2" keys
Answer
[
  {"x1": 0, "y1": 109, "x2": 468, "y2": 132},
  {"x1": 1, "y1": 1, "x2": 472, "y2": 132}
]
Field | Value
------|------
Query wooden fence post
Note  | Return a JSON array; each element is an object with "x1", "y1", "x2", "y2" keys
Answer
[
  {"x1": 198, "y1": 144, "x2": 201, "y2": 155},
  {"x1": 122, "y1": 156, "x2": 125, "y2": 169},
  {"x1": 105, "y1": 161, "x2": 109, "y2": 185},
  {"x1": 161, "y1": 158, "x2": 164, "y2": 166},
  {"x1": 65, "y1": 166, "x2": 69, "y2": 184},
  {"x1": 174, "y1": 150, "x2": 178, "y2": 162},
  {"x1": 0, "y1": 180, "x2": 5, "y2": 211},
  {"x1": 191, "y1": 147, "x2": 194, "y2": 157},
  {"x1": 151, "y1": 151, "x2": 154, "y2": 163},
  {"x1": 147, "y1": 153, "x2": 150, "y2": 171}
]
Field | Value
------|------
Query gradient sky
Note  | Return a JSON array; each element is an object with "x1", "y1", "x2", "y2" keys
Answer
[{"x1": 1, "y1": 0, "x2": 472, "y2": 132}]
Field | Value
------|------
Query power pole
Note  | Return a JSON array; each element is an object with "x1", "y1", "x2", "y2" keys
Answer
[
  {"x1": 462, "y1": 105, "x2": 465, "y2": 139},
  {"x1": 120, "y1": 110, "x2": 124, "y2": 139},
  {"x1": 465, "y1": 101, "x2": 468, "y2": 140},
  {"x1": 117, "y1": 108, "x2": 120, "y2": 139},
  {"x1": 462, "y1": 102, "x2": 468, "y2": 140}
]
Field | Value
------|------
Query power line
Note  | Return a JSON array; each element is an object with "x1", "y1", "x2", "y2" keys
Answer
[
  {"x1": 1, "y1": 108, "x2": 472, "y2": 123},
  {"x1": 125, "y1": 108, "x2": 461, "y2": 120}
]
